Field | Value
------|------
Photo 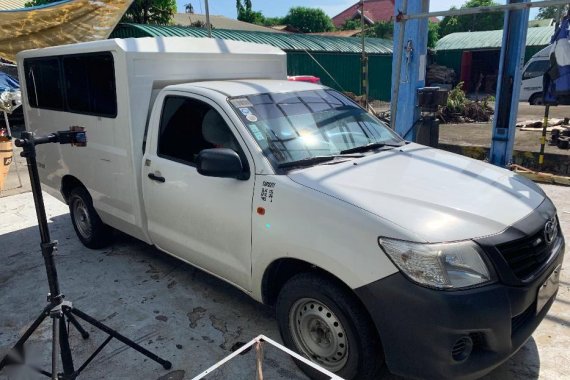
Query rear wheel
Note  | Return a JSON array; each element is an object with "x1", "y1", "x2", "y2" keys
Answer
[
  {"x1": 276, "y1": 273, "x2": 384, "y2": 380},
  {"x1": 69, "y1": 187, "x2": 113, "y2": 249}
]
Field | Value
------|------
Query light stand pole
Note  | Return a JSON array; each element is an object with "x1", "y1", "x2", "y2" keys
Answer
[{"x1": 0, "y1": 130, "x2": 171, "y2": 379}]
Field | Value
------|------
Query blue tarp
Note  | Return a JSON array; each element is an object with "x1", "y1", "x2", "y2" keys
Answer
[{"x1": 0, "y1": 71, "x2": 18, "y2": 92}]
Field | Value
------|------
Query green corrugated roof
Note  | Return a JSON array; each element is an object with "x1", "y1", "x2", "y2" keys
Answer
[
  {"x1": 110, "y1": 23, "x2": 393, "y2": 54},
  {"x1": 435, "y1": 26, "x2": 554, "y2": 51}
]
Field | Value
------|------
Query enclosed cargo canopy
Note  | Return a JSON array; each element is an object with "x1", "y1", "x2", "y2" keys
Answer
[{"x1": 17, "y1": 37, "x2": 287, "y2": 242}]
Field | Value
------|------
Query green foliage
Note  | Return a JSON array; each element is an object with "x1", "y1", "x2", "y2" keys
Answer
[
  {"x1": 369, "y1": 21, "x2": 393, "y2": 39},
  {"x1": 341, "y1": 19, "x2": 362, "y2": 31},
  {"x1": 236, "y1": 0, "x2": 265, "y2": 24},
  {"x1": 482, "y1": 95, "x2": 494, "y2": 109},
  {"x1": 121, "y1": 0, "x2": 177, "y2": 25},
  {"x1": 446, "y1": 82, "x2": 467, "y2": 113},
  {"x1": 427, "y1": 21, "x2": 439, "y2": 49},
  {"x1": 263, "y1": 17, "x2": 285, "y2": 27},
  {"x1": 25, "y1": 0, "x2": 58, "y2": 6},
  {"x1": 282, "y1": 7, "x2": 334, "y2": 33},
  {"x1": 536, "y1": 5, "x2": 569, "y2": 20},
  {"x1": 439, "y1": 0, "x2": 503, "y2": 37}
]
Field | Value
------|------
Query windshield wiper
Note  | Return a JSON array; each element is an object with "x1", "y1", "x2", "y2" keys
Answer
[
  {"x1": 277, "y1": 156, "x2": 336, "y2": 169},
  {"x1": 277, "y1": 153, "x2": 365, "y2": 170},
  {"x1": 340, "y1": 142, "x2": 402, "y2": 154}
]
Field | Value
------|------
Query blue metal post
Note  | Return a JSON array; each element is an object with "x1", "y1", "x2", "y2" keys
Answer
[
  {"x1": 391, "y1": 0, "x2": 429, "y2": 140},
  {"x1": 489, "y1": 0, "x2": 530, "y2": 167}
]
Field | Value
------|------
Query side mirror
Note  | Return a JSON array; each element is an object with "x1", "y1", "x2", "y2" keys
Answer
[{"x1": 196, "y1": 148, "x2": 247, "y2": 180}]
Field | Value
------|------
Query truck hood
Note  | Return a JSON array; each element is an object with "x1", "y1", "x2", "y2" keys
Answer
[{"x1": 287, "y1": 144, "x2": 545, "y2": 242}]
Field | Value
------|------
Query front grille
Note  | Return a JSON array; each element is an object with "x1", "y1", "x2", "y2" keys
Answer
[
  {"x1": 511, "y1": 303, "x2": 535, "y2": 336},
  {"x1": 496, "y1": 225, "x2": 560, "y2": 280}
]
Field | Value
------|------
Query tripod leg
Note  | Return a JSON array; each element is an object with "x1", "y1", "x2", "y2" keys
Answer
[
  {"x1": 52, "y1": 317, "x2": 59, "y2": 380},
  {"x1": 0, "y1": 304, "x2": 51, "y2": 370},
  {"x1": 65, "y1": 311, "x2": 89, "y2": 339},
  {"x1": 59, "y1": 316, "x2": 75, "y2": 378},
  {"x1": 70, "y1": 308, "x2": 172, "y2": 370}
]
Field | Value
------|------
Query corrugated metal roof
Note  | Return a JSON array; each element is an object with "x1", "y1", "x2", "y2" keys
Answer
[
  {"x1": 0, "y1": 0, "x2": 27, "y2": 11},
  {"x1": 111, "y1": 23, "x2": 393, "y2": 54},
  {"x1": 435, "y1": 26, "x2": 555, "y2": 51},
  {"x1": 172, "y1": 13, "x2": 284, "y2": 33}
]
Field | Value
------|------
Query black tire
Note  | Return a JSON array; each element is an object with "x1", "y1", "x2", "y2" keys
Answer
[
  {"x1": 529, "y1": 93, "x2": 543, "y2": 105},
  {"x1": 276, "y1": 273, "x2": 384, "y2": 380},
  {"x1": 68, "y1": 187, "x2": 113, "y2": 249}
]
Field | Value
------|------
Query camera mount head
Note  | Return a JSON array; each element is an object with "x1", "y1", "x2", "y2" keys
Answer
[{"x1": 15, "y1": 127, "x2": 86, "y2": 158}]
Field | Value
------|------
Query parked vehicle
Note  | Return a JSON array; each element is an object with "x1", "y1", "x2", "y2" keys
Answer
[
  {"x1": 18, "y1": 37, "x2": 564, "y2": 380},
  {"x1": 520, "y1": 45, "x2": 550, "y2": 104}
]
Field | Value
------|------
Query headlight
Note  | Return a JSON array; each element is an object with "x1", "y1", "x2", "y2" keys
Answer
[{"x1": 378, "y1": 237, "x2": 492, "y2": 289}]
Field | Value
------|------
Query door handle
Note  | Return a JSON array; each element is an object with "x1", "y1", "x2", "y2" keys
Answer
[{"x1": 148, "y1": 173, "x2": 165, "y2": 183}]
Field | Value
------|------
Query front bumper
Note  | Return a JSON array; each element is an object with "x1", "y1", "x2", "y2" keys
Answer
[{"x1": 356, "y1": 202, "x2": 565, "y2": 380}]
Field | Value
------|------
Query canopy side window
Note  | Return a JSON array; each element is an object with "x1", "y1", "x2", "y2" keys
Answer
[
  {"x1": 23, "y1": 52, "x2": 117, "y2": 118},
  {"x1": 24, "y1": 58, "x2": 64, "y2": 111}
]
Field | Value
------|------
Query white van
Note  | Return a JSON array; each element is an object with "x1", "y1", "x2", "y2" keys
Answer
[
  {"x1": 18, "y1": 38, "x2": 564, "y2": 380},
  {"x1": 520, "y1": 45, "x2": 550, "y2": 104}
]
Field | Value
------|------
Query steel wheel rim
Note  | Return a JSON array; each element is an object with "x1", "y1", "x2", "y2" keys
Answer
[
  {"x1": 73, "y1": 198, "x2": 92, "y2": 239},
  {"x1": 289, "y1": 297, "x2": 348, "y2": 372}
]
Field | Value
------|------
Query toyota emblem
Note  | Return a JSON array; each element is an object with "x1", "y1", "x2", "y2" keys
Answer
[{"x1": 544, "y1": 216, "x2": 558, "y2": 245}]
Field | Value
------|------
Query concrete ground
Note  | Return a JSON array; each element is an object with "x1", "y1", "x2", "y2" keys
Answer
[
  {"x1": 0, "y1": 183, "x2": 569, "y2": 379},
  {"x1": 440, "y1": 103, "x2": 570, "y2": 155}
]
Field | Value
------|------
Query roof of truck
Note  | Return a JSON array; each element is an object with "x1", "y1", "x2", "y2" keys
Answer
[
  {"x1": 17, "y1": 36, "x2": 285, "y2": 59},
  {"x1": 167, "y1": 79, "x2": 326, "y2": 97}
]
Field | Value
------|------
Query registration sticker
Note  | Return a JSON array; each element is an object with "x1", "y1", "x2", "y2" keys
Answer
[
  {"x1": 246, "y1": 114, "x2": 258, "y2": 122},
  {"x1": 239, "y1": 108, "x2": 251, "y2": 116},
  {"x1": 230, "y1": 98, "x2": 253, "y2": 108},
  {"x1": 248, "y1": 124, "x2": 265, "y2": 141}
]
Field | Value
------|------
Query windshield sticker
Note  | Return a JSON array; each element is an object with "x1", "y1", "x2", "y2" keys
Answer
[
  {"x1": 230, "y1": 98, "x2": 253, "y2": 108},
  {"x1": 246, "y1": 114, "x2": 258, "y2": 122},
  {"x1": 260, "y1": 181, "x2": 276, "y2": 202},
  {"x1": 248, "y1": 124, "x2": 265, "y2": 141},
  {"x1": 240, "y1": 107, "x2": 252, "y2": 116}
]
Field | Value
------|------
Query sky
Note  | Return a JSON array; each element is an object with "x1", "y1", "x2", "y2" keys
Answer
[{"x1": 176, "y1": 0, "x2": 539, "y2": 20}]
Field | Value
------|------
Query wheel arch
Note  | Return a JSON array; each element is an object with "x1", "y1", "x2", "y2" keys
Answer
[
  {"x1": 261, "y1": 258, "x2": 364, "y2": 309},
  {"x1": 61, "y1": 175, "x2": 87, "y2": 204},
  {"x1": 529, "y1": 92, "x2": 543, "y2": 105}
]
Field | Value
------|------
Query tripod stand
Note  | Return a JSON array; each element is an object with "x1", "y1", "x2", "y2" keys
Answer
[{"x1": 0, "y1": 130, "x2": 172, "y2": 379}]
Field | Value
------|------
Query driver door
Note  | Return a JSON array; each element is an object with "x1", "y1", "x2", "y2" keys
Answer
[{"x1": 142, "y1": 93, "x2": 254, "y2": 290}]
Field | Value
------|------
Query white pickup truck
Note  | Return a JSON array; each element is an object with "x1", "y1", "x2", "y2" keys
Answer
[{"x1": 18, "y1": 37, "x2": 564, "y2": 380}]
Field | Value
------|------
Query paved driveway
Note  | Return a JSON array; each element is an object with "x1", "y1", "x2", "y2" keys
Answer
[{"x1": 0, "y1": 186, "x2": 569, "y2": 379}]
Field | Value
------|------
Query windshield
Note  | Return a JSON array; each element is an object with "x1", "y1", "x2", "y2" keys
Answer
[{"x1": 229, "y1": 89, "x2": 403, "y2": 169}]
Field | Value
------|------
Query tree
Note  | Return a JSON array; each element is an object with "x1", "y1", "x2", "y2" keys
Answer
[
  {"x1": 25, "y1": 0, "x2": 58, "y2": 6},
  {"x1": 369, "y1": 21, "x2": 393, "y2": 38},
  {"x1": 121, "y1": 0, "x2": 177, "y2": 25},
  {"x1": 427, "y1": 21, "x2": 439, "y2": 49},
  {"x1": 340, "y1": 19, "x2": 363, "y2": 31},
  {"x1": 263, "y1": 17, "x2": 285, "y2": 27},
  {"x1": 184, "y1": 3, "x2": 194, "y2": 14},
  {"x1": 439, "y1": 0, "x2": 503, "y2": 37},
  {"x1": 282, "y1": 7, "x2": 334, "y2": 33},
  {"x1": 236, "y1": 0, "x2": 265, "y2": 25},
  {"x1": 536, "y1": 5, "x2": 569, "y2": 20}
]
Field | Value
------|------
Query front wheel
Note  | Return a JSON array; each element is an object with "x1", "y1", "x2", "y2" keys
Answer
[
  {"x1": 69, "y1": 187, "x2": 113, "y2": 249},
  {"x1": 276, "y1": 273, "x2": 384, "y2": 380}
]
